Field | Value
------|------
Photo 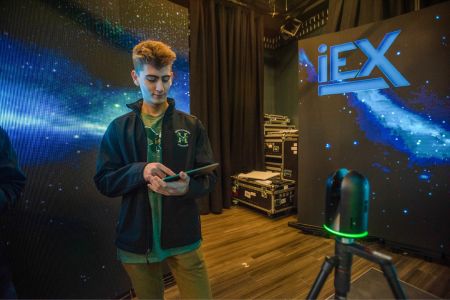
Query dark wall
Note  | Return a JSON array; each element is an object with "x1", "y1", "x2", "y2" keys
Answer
[
  {"x1": 274, "y1": 42, "x2": 300, "y2": 128},
  {"x1": 263, "y1": 42, "x2": 299, "y2": 127},
  {"x1": 263, "y1": 26, "x2": 326, "y2": 126},
  {"x1": 263, "y1": 49, "x2": 276, "y2": 114}
]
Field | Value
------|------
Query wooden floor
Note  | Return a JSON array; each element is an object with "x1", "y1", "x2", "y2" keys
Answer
[{"x1": 165, "y1": 205, "x2": 450, "y2": 299}]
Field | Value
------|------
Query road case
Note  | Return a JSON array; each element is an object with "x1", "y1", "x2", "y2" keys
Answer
[
  {"x1": 231, "y1": 175, "x2": 296, "y2": 216},
  {"x1": 264, "y1": 123, "x2": 297, "y2": 136},
  {"x1": 264, "y1": 113, "x2": 291, "y2": 124},
  {"x1": 264, "y1": 132, "x2": 298, "y2": 181}
]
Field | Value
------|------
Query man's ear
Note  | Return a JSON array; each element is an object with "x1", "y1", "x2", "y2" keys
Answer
[{"x1": 130, "y1": 70, "x2": 139, "y2": 86}]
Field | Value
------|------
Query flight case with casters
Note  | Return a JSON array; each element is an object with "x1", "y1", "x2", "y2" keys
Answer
[
  {"x1": 264, "y1": 113, "x2": 290, "y2": 124},
  {"x1": 231, "y1": 175, "x2": 296, "y2": 216},
  {"x1": 264, "y1": 130, "x2": 298, "y2": 181}
]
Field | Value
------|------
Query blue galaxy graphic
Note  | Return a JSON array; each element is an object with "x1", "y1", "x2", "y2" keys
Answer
[
  {"x1": 298, "y1": 49, "x2": 450, "y2": 167},
  {"x1": 298, "y1": 48, "x2": 316, "y2": 83},
  {"x1": 0, "y1": 1, "x2": 190, "y2": 166},
  {"x1": 348, "y1": 90, "x2": 449, "y2": 164}
]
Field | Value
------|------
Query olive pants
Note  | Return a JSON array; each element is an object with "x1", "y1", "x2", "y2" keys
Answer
[{"x1": 122, "y1": 248, "x2": 212, "y2": 299}]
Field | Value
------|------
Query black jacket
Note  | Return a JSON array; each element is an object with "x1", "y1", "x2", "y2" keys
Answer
[
  {"x1": 94, "y1": 99, "x2": 216, "y2": 254},
  {"x1": 0, "y1": 127, "x2": 26, "y2": 215}
]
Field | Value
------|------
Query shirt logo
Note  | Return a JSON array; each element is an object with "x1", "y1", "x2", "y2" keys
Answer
[
  {"x1": 146, "y1": 127, "x2": 162, "y2": 153},
  {"x1": 317, "y1": 30, "x2": 410, "y2": 96},
  {"x1": 175, "y1": 129, "x2": 190, "y2": 147}
]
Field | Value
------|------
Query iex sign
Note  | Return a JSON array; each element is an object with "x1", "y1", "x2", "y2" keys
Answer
[{"x1": 318, "y1": 30, "x2": 410, "y2": 96}]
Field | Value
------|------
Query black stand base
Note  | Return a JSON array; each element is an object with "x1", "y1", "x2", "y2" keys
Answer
[{"x1": 307, "y1": 238, "x2": 407, "y2": 300}]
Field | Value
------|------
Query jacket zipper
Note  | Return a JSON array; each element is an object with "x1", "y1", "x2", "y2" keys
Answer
[{"x1": 135, "y1": 109, "x2": 153, "y2": 254}]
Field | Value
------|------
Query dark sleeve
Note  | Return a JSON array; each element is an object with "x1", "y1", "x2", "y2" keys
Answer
[
  {"x1": 0, "y1": 128, "x2": 27, "y2": 214},
  {"x1": 179, "y1": 119, "x2": 217, "y2": 200},
  {"x1": 93, "y1": 122, "x2": 147, "y2": 197}
]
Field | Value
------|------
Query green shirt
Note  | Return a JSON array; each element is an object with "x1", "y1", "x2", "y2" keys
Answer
[{"x1": 117, "y1": 111, "x2": 200, "y2": 263}]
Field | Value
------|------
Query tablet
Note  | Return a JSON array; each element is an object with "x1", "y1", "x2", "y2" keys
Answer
[{"x1": 163, "y1": 163, "x2": 220, "y2": 182}]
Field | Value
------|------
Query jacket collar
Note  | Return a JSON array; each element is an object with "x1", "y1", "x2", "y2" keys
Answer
[{"x1": 126, "y1": 98, "x2": 175, "y2": 116}]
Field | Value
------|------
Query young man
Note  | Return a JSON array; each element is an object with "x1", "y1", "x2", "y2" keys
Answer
[{"x1": 94, "y1": 40, "x2": 216, "y2": 299}]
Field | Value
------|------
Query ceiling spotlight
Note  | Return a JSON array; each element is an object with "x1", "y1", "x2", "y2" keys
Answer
[{"x1": 280, "y1": 17, "x2": 302, "y2": 39}]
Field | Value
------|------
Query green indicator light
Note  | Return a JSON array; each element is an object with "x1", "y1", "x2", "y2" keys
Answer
[{"x1": 323, "y1": 224, "x2": 368, "y2": 239}]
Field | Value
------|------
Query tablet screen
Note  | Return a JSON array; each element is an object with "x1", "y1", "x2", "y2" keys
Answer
[{"x1": 163, "y1": 162, "x2": 219, "y2": 182}]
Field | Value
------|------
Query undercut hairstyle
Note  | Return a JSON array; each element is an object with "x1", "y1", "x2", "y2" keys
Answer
[{"x1": 132, "y1": 40, "x2": 176, "y2": 72}]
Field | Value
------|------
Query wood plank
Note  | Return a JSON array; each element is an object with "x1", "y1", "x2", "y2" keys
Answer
[{"x1": 164, "y1": 206, "x2": 450, "y2": 299}]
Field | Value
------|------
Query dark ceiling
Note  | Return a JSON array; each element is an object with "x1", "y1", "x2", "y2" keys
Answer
[
  {"x1": 246, "y1": 0, "x2": 325, "y2": 17},
  {"x1": 250, "y1": 0, "x2": 328, "y2": 37},
  {"x1": 169, "y1": 0, "x2": 328, "y2": 38}
]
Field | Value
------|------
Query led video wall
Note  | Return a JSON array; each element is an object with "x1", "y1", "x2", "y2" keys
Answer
[
  {"x1": 297, "y1": 2, "x2": 449, "y2": 257},
  {"x1": 0, "y1": 0, "x2": 189, "y2": 298}
]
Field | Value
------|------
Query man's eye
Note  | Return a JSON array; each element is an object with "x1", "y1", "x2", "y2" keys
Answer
[
  {"x1": 147, "y1": 77, "x2": 157, "y2": 82},
  {"x1": 162, "y1": 77, "x2": 170, "y2": 83}
]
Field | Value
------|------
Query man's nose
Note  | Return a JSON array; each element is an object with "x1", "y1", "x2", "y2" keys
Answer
[{"x1": 155, "y1": 79, "x2": 164, "y2": 92}]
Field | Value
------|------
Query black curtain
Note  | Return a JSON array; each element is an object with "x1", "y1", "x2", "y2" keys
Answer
[
  {"x1": 189, "y1": 0, "x2": 265, "y2": 214},
  {"x1": 327, "y1": 0, "x2": 416, "y2": 32}
]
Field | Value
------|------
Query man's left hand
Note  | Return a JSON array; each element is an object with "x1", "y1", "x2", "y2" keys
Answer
[{"x1": 147, "y1": 171, "x2": 190, "y2": 196}]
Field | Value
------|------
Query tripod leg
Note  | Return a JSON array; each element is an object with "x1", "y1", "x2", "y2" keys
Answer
[
  {"x1": 379, "y1": 262, "x2": 407, "y2": 299},
  {"x1": 334, "y1": 243, "x2": 352, "y2": 300},
  {"x1": 307, "y1": 256, "x2": 338, "y2": 300}
]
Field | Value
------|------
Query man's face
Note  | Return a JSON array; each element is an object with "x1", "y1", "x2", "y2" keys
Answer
[{"x1": 131, "y1": 64, "x2": 173, "y2": 105}]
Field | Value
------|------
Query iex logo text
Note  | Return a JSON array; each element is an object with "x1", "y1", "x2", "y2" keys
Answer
[{"x1": 318, "y1": 30, "x2": 410, "y2": 96}]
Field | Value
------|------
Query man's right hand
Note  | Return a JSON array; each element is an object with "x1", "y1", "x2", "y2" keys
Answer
[{"x1": 143, "y1": 163, "x2": 176, "y2": 182}]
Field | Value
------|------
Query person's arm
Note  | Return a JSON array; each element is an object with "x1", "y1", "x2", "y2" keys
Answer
[
  {"x1": 93, "y1": 122, "x2": 147, "y2": 197},
  {"x1": 0, "y1": 128, "x2": 27, "y2": 214}
]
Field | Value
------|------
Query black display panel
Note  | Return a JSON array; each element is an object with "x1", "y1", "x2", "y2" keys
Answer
[
  {"x1": 0, "y1": 0, "x2": 189, "y2": 297},
  {"x1": 297, "y1": 2, "x2": 449, "y2": 257}
]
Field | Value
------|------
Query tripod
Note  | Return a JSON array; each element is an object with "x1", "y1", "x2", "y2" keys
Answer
[{"x1": 307, "y1": 237, "x2": 407, "y2": 299}]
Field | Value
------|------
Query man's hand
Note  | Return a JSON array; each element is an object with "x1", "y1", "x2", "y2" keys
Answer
[
  {"x1": 143, "y1": 163, "x2": 176, "y2": 182},
  {"x1": 147, "y1": 171, "x2": 190, "y2": 196}
]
